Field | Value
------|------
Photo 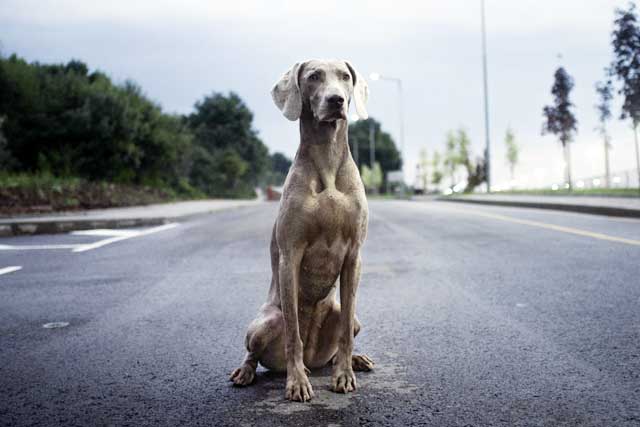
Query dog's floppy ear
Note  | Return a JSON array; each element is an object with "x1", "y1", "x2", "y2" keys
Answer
[
  {"x1": 271, "y1": 62, "x2": 305, "y2": 121},
  {"x1": 345, "y1": 61, "x2": 369, "y2": 120}
]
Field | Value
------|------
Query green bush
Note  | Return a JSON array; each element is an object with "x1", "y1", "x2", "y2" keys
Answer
[{"x1": 0, "y1": 52, "x2": 288, "y2": 201}]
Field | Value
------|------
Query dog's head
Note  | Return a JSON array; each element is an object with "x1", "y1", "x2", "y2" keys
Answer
[{"x1": 271, "y1": 59, "x2": 368, "y2": 122}]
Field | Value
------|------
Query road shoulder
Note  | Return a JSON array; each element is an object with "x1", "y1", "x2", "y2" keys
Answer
[
  {"x1": 0, "y1": 199, "x2": 263, "y2": 236},
  {"x1": 435, "y1": 194, "x2": 640, "y2": 218}
]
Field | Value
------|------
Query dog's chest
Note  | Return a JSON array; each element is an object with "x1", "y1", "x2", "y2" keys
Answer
[
  {"x1": 297, "y1": 188, "x2": 365, "y2": 301},
  {"x1": 304, "y1": 187, "x2": 365, "y2": 242}
]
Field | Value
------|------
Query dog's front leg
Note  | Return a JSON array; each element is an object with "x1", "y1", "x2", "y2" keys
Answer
[
  {"x1": 279, "y1": 248, "x2": 314, "y2": 402},
  {"x1": 332, "y1": 250, "x2": 361, "y2": 393}
]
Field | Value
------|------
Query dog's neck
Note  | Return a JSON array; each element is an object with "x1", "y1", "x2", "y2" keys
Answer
[{"x1": 297, "y1": 110, "x2": 349, "y2": 191}]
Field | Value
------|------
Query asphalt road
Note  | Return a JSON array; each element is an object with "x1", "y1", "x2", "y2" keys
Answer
[{"x1": 1, "y1": 200, "x2": 639, "y2": 427}]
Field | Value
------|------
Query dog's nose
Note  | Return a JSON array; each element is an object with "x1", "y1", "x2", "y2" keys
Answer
[{"x1": 327, "y1": 95, "x2": 344, "y2": 107}]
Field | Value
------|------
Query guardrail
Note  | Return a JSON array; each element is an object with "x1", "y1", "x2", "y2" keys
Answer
[{"x1": 553, "y1": 169, "x2": 639, "y2": 190}]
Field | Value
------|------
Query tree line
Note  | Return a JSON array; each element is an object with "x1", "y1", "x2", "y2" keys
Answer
[
  {"x1": 347, "y1": 117, "x2": 402, "y2": 193},
  {"x1": 540, "y1": 3, "x2": 640, "y2": 192},
  {"x1": 419, "y1": 3, "x2": 640, "y2": 194},
  {"x1": 0, "y1": 52, "x2": 291, "y2": 199},
  {"x1": 417, "y1": 128, "x2": 486, "y2": 194}
]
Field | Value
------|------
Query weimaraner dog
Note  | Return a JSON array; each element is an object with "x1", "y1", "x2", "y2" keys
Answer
[{"x1": 230, "y1": 59, "x2": 374, "y2": 402}]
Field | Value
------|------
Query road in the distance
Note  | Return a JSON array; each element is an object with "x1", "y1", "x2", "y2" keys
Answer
[{"x1": 1, "y1": 200, "x2": 639, "y2": 427}]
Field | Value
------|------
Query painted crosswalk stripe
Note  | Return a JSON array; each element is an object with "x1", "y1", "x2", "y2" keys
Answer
[
  {"x1": 72, "y1": 223, "x2": 179, "y2": 252},
  {"x1": 0, "y1": 223, "x2": 179, "y2": 253},
  {"x1": 0, "y1": 266, "x2": 22, "y2": 276}
]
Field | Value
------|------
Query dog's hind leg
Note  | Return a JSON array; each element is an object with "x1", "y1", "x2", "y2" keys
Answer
[
  {"x1": 350, "y1": 316, "x2": 375, "y2": 371},
  {"x1": 230, "y1": 304, "x2": 284, "y2": 386},
  {"x1": 229, "y1": 353, "x2": 258, "y2": 386},
  {"x1": 324, "y1": 310, "x2": 374, "y2": 372},
  {"x1": 351, "y1": 354, "x2": 375, "y2": 371}
]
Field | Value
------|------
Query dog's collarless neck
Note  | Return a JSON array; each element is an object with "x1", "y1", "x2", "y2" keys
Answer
[{"x1": 298, "y1": 116, "x2": 349, "y2": 191}]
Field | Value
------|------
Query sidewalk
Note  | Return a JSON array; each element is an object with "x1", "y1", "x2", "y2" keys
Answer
[
  {"x1": 0, "y1": 199, "x2": 262, "y2": 236},
  {"x1": 437, "y1": 194, "x2": 640, "y2": 218}
]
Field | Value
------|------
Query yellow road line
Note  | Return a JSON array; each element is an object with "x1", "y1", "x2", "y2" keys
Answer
[{"x1": 462, "y1": 209, "x2": 640, "y2": 246}]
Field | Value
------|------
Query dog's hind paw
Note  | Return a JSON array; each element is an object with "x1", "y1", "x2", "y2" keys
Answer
[
  {"x1": 352, "y1": 354, "x2": 374, "y2": 372},
  {"x1": 229, "y1": 364, "x2": 255, "y2": 386}
]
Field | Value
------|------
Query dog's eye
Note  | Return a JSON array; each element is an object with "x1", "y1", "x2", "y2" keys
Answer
[
  {"x1": 309, "y1": 73, "x2": 320, "y2": 81},
  {"x1": 342, "y1": 73, "x2": 351, "y2": 81}
]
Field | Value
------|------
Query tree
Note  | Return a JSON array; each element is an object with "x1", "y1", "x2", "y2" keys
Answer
[
  {"x1": 348, "y1": 117, "x2": 401, "y2": 192},
  {"x1": 441, "y1": 128, "x2": 486, "y2": 193},
  {"x1": 360, "y1": 164, "x2": 373, "y2": 192},
  {"x1": 188, "y1": 92, "x2": 269, "y2": 190},
  {"x1": 504, "y1": 127, "x2": 519, "y2": 182},
  {"x1": 360, "y1": 162, "x2": 383, "y2": 194},
  {"x1": 542, "y1": 67, "x2": 578, "y2": 190},
  {"x1": 417, "y1": 148, "x2": 429, "y2": 192},
  {"x1": 0, "y1": 52, "x2": 271, "y2": 199},
  {"x1": 595, "y1": 78, "x2": 613, "y2": 187},
  {"x1": 271, "y1": 152, "x2": 292, "y2": 176},
  {"x1": 443, "y1": 131, "x2": 458, "y2": 188},
  {"x1": 455, "y1": 128, "x2": 486, "y2": 193},
  {"x1": 456, "y1": 128, "x2": 471, "y2": 169},
  {"x1": 371, "y1": 162, "x2": 383, "y2": 191},
  {"x1": 0, "y1": 55, "x2": 192, "y2": 185},
  {"x1": 465, "y1": 156, "x2": 487, "y2": 193},
  {"x1": 611, "y1": 3, "x2": 640, "y2": 192},
  {"x1": 219, "y1": 149, "x2": 249, "y2": 192},
  {"x1": 188, "y1": 145, "x2": 220, "y2": 196},
  {"x1": 431, "y1": 150, "x2": 443, "y2": 186},
  {"x1": 265, "y1": 151, "x2": 292, "y2": 186},
  {"x1": 0, "y1": 116, "x2": 15, "y2": 169}
]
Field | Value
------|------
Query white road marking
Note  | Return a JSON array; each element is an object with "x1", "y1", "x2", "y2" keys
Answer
[
  {"x1": 72, "y1": 229, "x2": 138, "y2": 237},
  {"x1": 0, "y1": 244, "x2": 81, "y2": 250},
  {"x1": 73, "y1": 223, "x2": 179, "y2": 253},
  {"x1": 0, "y1": 223, "x2": 179, "y2": 253},
  {"x1": 0, "y1": 266, "x2": 22, "y2": 276},
  {"x1": 42, "y1": 321, "x2": 69, "y2": 329}
]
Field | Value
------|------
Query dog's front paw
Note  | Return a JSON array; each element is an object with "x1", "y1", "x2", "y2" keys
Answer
[
  {"x1": 331, "y1": 366, "x2": 356, "y2": 393},
  {"x1": 285, "y1": 368, "x2": 314, "y2": 402}
]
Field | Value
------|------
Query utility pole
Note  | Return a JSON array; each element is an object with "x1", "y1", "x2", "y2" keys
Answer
[
  {"x1": 397, "y1": 80, "x2": 405, "y2": 170},
  {"x1": 481, "y1": 0, "x2": 491, "y2": 192}
]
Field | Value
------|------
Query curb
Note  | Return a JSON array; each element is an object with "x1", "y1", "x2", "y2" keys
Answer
[
  {"x1": 0, "y1": 203, "x2": 260, "y2": 237},
  {"x1": 437, "y1": 197, "x2": 640, "y2": 218},
  {"x1": 0, "y1": 217, "x2": 170, "y2": 237}
]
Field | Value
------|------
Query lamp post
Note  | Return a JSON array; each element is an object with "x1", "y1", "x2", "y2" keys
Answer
[
  {"x1": 369, "y1": 72, "x2": 405, "y2": 178},
  {"x1": 480, "y1": 0, "x2": 492, "y2": 192}
]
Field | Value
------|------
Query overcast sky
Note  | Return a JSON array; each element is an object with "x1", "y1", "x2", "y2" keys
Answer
[{"x1": 2, "y1": 0, "x2": 637, "y2": 188}]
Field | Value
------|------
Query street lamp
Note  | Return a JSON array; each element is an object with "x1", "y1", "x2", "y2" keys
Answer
[
  {"x1": 480, "y1": 0, "x2": 492, "y2": 192},
  {"x1": 368, "y1": 72, "x2": 405, "y2": 178}
]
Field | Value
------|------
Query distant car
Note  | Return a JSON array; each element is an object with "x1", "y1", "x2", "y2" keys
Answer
[{"x1": 266, "y1": 186, "x2": 283, "y2": 201}]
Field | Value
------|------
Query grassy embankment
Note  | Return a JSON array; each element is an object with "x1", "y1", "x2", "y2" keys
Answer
[
  {"x1": 482, "y1": 188, "x2": 640, "y2": 197},
  {"x1": 0, "y1": 173, "x2": 202, "y2": 215}
]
